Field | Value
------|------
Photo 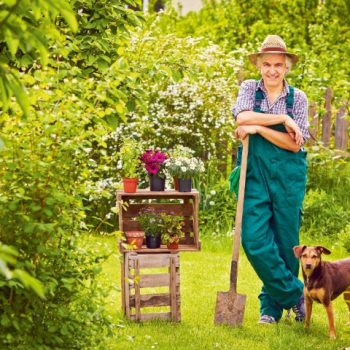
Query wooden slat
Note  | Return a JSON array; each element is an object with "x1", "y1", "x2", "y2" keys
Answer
[
  {"x1": 117, "y1": 189, "x2": 199, "y2": 197},
  {"x1": 124, "y1": 253, "x2": 131, "y2": 319},
  {"x1": 120, "y1": 243, "x2": 199, "y2": 253},
  {"x1": 134, "y1": 259, "x2": 141, "y2": 321},
  {"x1": 335, "y1": 104, "x2": 348, "y2": 150},
  {"x1": 129, "y1": 253, "x2": 180, "y2": 269},
  {"x1": 170, "y1": 257, "x2": 176, "y2": 321},
  {"x1": 121, "y1": 254, "x2": 126, "y2": 313},
  {"x1": 129, "y1": 292, "x2": 181, "y2": 308},
  {"x1": 308, "y1": 101, "x2": 318, "y2": 146},
  {"x1": 130, "y1": 312, "x2": 172, "y2": 321},
  {"x1": 122, "y1": 203, "x2": 193, "y2": 218},
  {"x1": 130, "y1": 273, "x2": 180, "y2": 288},
  {"x1": 123, "y1": 220, "x2": 193, "y2": 232},
  {"x1": 192, "y1": 193, "x2": 200, "y2": 250},
  {"x1": 321, "y1": 88, "x2": 332, "y2": 147}
]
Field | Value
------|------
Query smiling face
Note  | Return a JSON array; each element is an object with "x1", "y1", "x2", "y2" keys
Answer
[{"x1": 258, "y1": 54, "x2": 289, "y2": 90}]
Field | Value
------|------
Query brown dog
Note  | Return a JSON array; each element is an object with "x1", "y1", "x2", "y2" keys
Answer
[{"x1": 293, "y1": 245, "x2": 350, "y2": 339}]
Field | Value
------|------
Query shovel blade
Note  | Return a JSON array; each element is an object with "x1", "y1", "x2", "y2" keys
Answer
[{"x1": 214, "y1": 291, "x2": 247, "y2": 326}]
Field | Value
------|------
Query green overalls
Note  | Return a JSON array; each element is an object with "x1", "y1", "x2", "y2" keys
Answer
[{"x1": 236, "y1": 81, "x2": 307, "y2": 321}]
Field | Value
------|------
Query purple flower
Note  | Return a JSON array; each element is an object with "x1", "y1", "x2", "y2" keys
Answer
[{"x1": 150, "y1": 218, "x2": 155, "y2": 223}]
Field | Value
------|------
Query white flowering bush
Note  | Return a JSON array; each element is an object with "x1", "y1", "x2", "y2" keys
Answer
[
  {"x1": 165, "y1": 156, "x2": 205, "y2": 179},
  {"x1": 111, "y1": 17, "x2": 247, "y2": 169}
]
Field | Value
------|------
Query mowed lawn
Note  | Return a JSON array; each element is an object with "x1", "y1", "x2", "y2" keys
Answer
[{"x1": 100, "y1": 235, "x2": 350, "y2": 350}]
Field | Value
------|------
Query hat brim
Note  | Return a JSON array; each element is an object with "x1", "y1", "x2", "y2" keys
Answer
[{"x1": 248, "y1": 52, "x2": 299, "y2": 67}]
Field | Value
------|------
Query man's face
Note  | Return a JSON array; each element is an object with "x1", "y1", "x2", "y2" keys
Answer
[{"x1": 259, "y1": 54, "x2": 289, "y2": 89}]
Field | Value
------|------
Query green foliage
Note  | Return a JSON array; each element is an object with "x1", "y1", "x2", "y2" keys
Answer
[
  {"x1": 119, "y1": 138, "x2": 142, "y2": 178},
  {"x1": 159, "y1": 213, "x2": 184, "y2": 245}
]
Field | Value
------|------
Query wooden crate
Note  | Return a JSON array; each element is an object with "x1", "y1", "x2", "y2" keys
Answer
[
  {"x1": 116, "y1": 189, "x2": 201, "y2": 253},
  {"x1": 122, "y1": 252, "x2": 181, "y2": 322}
]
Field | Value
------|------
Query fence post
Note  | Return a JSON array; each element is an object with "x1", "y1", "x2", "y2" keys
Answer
[
  {"x1": 321, "y1": 88, "x2": 332, "y2": 147},
  {"x1": 334, "y1": 102, "x2": 349, "y2": 151},
  {"x1": 308, "y1": 101, "x2": 318, "y2": 146}
]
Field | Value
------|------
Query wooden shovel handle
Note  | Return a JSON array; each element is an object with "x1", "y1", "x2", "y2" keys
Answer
[{"x1": 230, "y1": 136, "x2": 249, "y2": 290}]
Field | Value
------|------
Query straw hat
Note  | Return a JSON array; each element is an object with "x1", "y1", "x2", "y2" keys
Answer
[{"x1": 248, "y1": 35, "x2": 299, "y2": 67}]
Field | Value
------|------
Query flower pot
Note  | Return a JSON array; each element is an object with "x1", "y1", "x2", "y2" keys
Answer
[
  {"x1": 146, "y1": 235, "x2": 161, "y2": 248},
  {"x1": 167, "y1": 242, "x2": 179, "y2": 249},
  {"x1": 178, "y1": 178, "x2": 192, "y2": 192},
  {"x1": 125, "y1": 231, "x2": 145, "y2": 250},
  {"x1": 123, "y1": 177, "x2": 138, "y2": 193},
  {"x1": 149, "y1": 174, "x2": 165, "y2": 191},
  {"x1": 173, "y1": 178, "x2": 179, "y2": 190}
]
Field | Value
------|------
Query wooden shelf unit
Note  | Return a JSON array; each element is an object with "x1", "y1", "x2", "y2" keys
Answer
[
  {"x1": 116, "y1": 189, "x2": 201, "y2": 253},
  {"x1": 122, "y1": 252, "x2": 181, "y2": 322}
]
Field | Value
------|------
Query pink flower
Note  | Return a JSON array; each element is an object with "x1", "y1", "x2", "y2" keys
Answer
[{"x1": 145, "y1": 163, "x2": 159, "y2": 174}]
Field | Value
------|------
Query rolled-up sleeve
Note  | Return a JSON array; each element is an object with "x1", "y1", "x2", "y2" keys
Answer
[
  {"x1": 231, "y1": 79, "x2": 256, "y2": 120},
  {"x1": 293, "y1": 90, "x2": 310, "y2": 143}
]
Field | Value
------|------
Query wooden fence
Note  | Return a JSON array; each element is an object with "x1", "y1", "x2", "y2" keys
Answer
[{"x1": 308, "y1": 88, "x2": 349, "y2": 151}]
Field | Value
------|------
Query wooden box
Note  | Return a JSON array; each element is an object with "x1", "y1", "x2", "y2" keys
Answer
[
  {"x1": 122, "y1": 252, "x2": 181, "y2": 322},
  {"x1": 116, "y1": 189, "x2": 201, "y2": 253}
]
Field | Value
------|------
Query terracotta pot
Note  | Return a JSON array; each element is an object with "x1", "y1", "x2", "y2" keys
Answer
[
  {"x1": 173, "y1": 178, "x2": 179, "y2": 190},
  {"x1": 178, "y1": 178, "x2": 192, "y2": 192},
  {"x1": 123, "y1": 177, "x2": 138, "y2": 193},
  {"x1": 167, "y1": 242, "x2": 179, "y2": 249},
  {"x1": 125, "y1": 231, "x2": 145, "y2": 250}
]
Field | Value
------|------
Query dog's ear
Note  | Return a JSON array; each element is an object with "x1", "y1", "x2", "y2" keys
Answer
[
  {"x1": 315, "y1": 246, "x2": 331, "y2": 255},
  {"x1": 293, "y1": 245, "x2": 307, "y2": 258}
]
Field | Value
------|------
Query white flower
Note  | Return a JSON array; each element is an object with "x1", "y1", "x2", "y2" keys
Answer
[
  {"x1": 175, "y1": 161, "x2": 181, "y2": 165},
  {"x1": 181, "y1": 166, "x2": 187, "y2": 172},
  {"x1": 190, "y1": 164, "x2": 195, "y2": 170},
  {"x1": 209, "y1": 201, "x2": 215, "y2": 206},
  {"x1": 210, "y1": 190, "x2": 216, "y2": 195}
]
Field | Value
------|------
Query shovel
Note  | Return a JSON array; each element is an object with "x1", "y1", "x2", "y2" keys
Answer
[{"x1": 214, "y1": 135, "x2": 249, "y2": 326}]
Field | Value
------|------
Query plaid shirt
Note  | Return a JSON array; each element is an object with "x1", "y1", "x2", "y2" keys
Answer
[{"x1": 231, "y1": 79, "x2": 310, "y2": 143}]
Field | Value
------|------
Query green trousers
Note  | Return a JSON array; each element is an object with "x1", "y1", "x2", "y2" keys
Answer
[{"x1": 236, "y1": 126, "x2": 307, "y2": 321}]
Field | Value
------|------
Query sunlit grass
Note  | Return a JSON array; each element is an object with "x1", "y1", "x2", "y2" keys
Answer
[{"x1": 99, "y1": 234, "x2": 350, "y2": 350}]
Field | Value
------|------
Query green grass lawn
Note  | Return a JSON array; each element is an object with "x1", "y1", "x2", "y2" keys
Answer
[{"x1": 100, "y1": 234, "x2": 350, "y2": 350}]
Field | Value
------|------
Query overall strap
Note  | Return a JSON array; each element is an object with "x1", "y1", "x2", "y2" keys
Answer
[
  {"x1": 286, "y1": 85, "x2": 294, "y2": 118},
  {"x1": 254, "y1": 81, "x2": 264, "y2": 113},
  {"x1": 254, "y1": 80, "x2": 295, "y2": 119}
]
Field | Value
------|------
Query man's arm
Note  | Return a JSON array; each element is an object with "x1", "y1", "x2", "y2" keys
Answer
[
  {"x1": 235, "y1": 125, "x2": 300, "y2": 153},
  {"x1": 236, "y1": 110, "x2": 303, "y2": 146}
]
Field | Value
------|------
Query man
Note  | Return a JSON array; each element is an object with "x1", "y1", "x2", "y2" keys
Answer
[{"x1": 231, "y1": 35, "x2": 309, "y2": 324}]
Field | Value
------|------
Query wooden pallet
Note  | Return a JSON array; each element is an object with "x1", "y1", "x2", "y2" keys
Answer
[
  {"x1": 122, "y1": 252, "x2": 181, "y2": 322},
  {"x1": 116, "y1": 189, "x2": 201, "y2": 253}
]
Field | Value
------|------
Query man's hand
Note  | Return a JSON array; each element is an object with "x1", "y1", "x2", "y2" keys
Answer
[
  {"x1": 235, "y1": 125, "x2": 261, "y2": 140},
  {"x1": 284, "y1": 116, "x2": 303, "y2": 146}
]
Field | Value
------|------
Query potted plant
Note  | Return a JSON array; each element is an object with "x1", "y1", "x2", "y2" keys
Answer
[
  {"x1": 124, "y1": 231, "x2": 145, "y2": 250},
  {"x1": 164, "y1": 156, "x2": 205, "y2": 192},
  {"x1": 120, "y1": 138, "x2": 142, "y2": 193},
  {"x1": 140, "y1": 149, "x2": 170, "y2": 191},
  {"x1": 159, "y1": 212, "x2": 184, "y2": 249},
  {"x1": 137, "y1": 208, "x2": 162, "y2": 248},
  {"x1": 168, "y1": 145, "x2": 193, "y2": 190}
]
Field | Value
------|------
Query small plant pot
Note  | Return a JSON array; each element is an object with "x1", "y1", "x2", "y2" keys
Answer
[
  {"x1": 167, "y1": 242, "x2": 179, "y2": 249},
  {"x1": 149, "y1": 174, "x2": 165, "y2": 191},
  {"x1": 123, "y1": 177, "x2": 138, "y2": 193},
  {"x1": 178, "y1": 178, "x2": 192, "y2": 192},
  {"x1": 146, "y1": 235, "x2": 161, "y2": 248},
  {"x1": 173, "y1": 178, "x2": 179, "y2": 190},
  {"x1": 125, "y1": 231, "x2": 145, "y2": 250}
]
